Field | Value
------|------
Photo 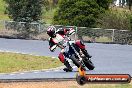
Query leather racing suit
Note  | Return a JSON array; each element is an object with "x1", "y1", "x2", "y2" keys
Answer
[{"x1": 48, "y1": 28, "x2": 75, "y2": 72}]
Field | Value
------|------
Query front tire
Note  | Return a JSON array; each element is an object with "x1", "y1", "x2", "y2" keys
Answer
[{"x1": 83, "y1": 58, "x2": 95, "y2": 70}]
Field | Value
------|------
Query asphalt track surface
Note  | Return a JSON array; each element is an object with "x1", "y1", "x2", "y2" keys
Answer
[{"x1": 0, "y1": 38, "x2": 132, "y2": 80}]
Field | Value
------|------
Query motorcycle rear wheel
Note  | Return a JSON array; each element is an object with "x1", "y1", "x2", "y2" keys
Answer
[
  {"x1": 70, "y1": 54, "x2": 80, "y2": 68},
  {"x1": 70, "y1": 54, "x2": 86, "y2": 71}
]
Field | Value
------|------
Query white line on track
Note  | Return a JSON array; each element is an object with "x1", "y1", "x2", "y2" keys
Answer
[
  {"x1": 9, "y1": 74, "x2": 15, "y2": 75},
  {"x1": 54, "y1": 70, "x2": 60, "y2": 72},
  {"x1": 0, "y1": 50, "x2": 45, "y2": 57},
  {"x1": 19, "y1": 73, "x2": 25, "y2": 75},
  {"x1": 33, "y1": 71, "x2": 39, "y2": 73}
]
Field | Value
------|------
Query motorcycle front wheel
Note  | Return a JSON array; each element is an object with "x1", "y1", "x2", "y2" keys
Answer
[{"x1": 83, "y1": 57, "x2": 95, "y2": 70}]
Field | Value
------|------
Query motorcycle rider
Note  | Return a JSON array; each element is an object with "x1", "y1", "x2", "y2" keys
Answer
[{"x1": 47, "y1": 26, "x2": 92, "y2": 72}]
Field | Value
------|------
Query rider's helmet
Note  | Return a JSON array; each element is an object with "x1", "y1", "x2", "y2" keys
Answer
[{"x1": 47, "y1": 26, "x2": 56, "y2": 38}]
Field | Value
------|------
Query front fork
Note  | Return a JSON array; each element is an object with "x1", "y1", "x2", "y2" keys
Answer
[{"x1": 75, "y1": 40, "x2": 90, "y2": 58}]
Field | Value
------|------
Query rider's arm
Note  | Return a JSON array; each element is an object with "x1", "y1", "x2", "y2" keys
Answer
[
  {"x1": 48, "y1": 37, "x2": 65, "y2": 52},
  {"x1": 57, "y1": 44, "x2": 65, "y2": 49},
  {"x1": 48, "y1": 38, "x2": 57, "y2": 52},
  {"x1": 66, "y1": 28, "x2": 75, "y2": 35},
  {"x1": 57, "y1": 44, "x2": 65, "y2": 53},
  {"x1": 57, "y1": 28, "x2": 75, "y2": 36}
]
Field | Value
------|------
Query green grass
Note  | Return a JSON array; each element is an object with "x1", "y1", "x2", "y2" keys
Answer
[
  {"x1": 0, "y1": 52, "x2": 62, "y2": 73},
  {"x1": 0, "y1": 0, "x2": 56, "y2": 24},
  {"x1": 0, "y1": 0, "x2": 9, "y2": 20},
  {"x1": 0, "y1": 0, "x2": 55, "y2": 24},
  {"x1": 42, "y1": 8, "x2": 57, "y2": 24},
  {"x1": 0, "y1": 0, "x2": 6, "y2": 14}
]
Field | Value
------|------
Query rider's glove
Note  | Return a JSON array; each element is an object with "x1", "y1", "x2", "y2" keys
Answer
[
  {"x1": 68, "y1": 28, "x2": 75, "y2": 35},
  {"x1": 50, "y1": 45, "x2": 57, "y2": 52}
]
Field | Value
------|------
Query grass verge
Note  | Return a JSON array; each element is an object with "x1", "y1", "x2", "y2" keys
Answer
[{"x1": 0, "y1": 52, "x2": 62, "y2": 73}]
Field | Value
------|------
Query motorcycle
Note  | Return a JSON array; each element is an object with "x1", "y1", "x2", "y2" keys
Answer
[{"x1": 63, "y1": 37, "x2": 95, "y2": 71}]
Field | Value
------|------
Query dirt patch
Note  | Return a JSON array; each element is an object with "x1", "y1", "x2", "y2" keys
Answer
[
  {"x1": 0, "y1": 81, "x2": 132, "y2": 88},
  {"x1": 0, "y1": 81, "x2": 81, "y2": 88}
]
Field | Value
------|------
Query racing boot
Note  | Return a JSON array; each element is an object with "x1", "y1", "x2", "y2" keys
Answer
[{"x1": 63, "y1": 60, "x2": 73, "y2": 72}]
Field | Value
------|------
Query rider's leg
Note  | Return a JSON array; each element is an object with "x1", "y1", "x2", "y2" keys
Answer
[
  {"x1": 58, "y1": 52, "x2": 73, "y2": 72},
  {"x1": 58, "y1": 52, "x2": 65, "y2": 63},
  {"x1": 63, "y1": 59, "x2": 73, "y2": 72}
]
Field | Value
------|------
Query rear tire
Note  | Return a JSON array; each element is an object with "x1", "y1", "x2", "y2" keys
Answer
[
  {"x1": 70, "y1": 54, "x2": 86, "y2": 71},
  {"x1": 76, "y1": 75, "x2": 86, "y2": 85},
  {"x1": 70, "y1": 54, "x2": 80, "y2": 68}
]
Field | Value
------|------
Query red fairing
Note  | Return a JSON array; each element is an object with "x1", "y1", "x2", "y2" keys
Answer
[
  {"x1": 58, "y1": 53, "x2": 65, "y2": 63},
  {"x1": 75, "y1": 40, "x2": 85, "y2": 49},
  {"x1": 64, "y1": 28, "x2": 74, "y2": 35}
]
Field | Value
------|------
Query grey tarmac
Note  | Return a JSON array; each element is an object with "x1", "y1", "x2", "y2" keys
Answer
[{"x1": 0, "y1": 38, "x2": 132, "y2": 80}]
